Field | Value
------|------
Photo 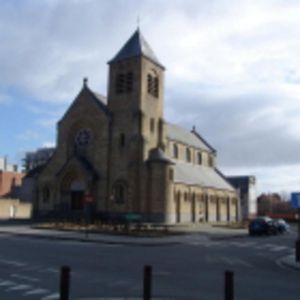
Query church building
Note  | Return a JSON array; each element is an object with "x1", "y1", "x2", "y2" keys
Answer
[{"x1": 36, "y1": 29, "x2": 239, "y2": 224}]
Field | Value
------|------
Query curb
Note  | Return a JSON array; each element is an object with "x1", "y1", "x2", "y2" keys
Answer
[{"x1": 0, "y1": 230, "x2": 180, "y2": 247}]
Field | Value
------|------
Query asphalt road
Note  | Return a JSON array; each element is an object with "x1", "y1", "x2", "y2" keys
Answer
[{"x1": 0, "y1": 226, "x2": 299, "y2": 300}]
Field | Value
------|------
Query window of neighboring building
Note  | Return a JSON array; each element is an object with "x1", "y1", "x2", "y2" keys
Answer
[
  {"x1": 147, "y1": 70, "x2": 159, "y2": 98},
  {"x1": 150, "y1": 118, "x2": 155, "y2": 133},
  {"x1": 173, "y1": 144, "x2": 178, "y2": 159},
  {"x1": 113, "y1": 181, "x2": 127, "y2": 204},
  {"x1": 186, "y1": 148, "x2": 191, "y2": 162},
  {"x1": 197, "y1": 152, "x2": 202, "y2": 165},
  {"x1": 119, "y1": 133, "x2": 125, "y2": 147},
  {"x1": 169, "y1": 168, "x2": 174, "y2": 180}
]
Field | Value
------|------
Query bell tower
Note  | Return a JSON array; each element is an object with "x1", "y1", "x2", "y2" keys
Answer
[{"x1": 107, "y1": 29, "x2": 165, "y2": 161}]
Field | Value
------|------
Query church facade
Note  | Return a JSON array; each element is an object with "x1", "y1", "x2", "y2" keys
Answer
[{"x1": 36, "y1": 30, "x2": 239, "y2": 224}]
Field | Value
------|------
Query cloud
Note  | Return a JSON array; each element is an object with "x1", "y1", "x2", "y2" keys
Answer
[
  {"x1": 0, "y1": 93, "x2": 12, "y2": 104},
  {"x1": 225, "y1": 164, "x2": 300, "y2": 194},
  {"x1": 2, "y1": 0, "x2": 300, "y2": 192},
  {"x1": 42, "y1": 141, "x2": 56, "y2": 148},
  {"x1": 17, "y1": 130, "x2": 40, "y2": 141}
]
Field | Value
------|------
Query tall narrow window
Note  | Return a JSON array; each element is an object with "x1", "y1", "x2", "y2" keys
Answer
[
  {"x1": 116, "y1": 74, "x2": 125, "y2": 94},
  {"x1": 42, "y1": 187, "x2": 50, "y2": 203},
  {"x1": 126, "y1": 72, "x2": 133, "y2": 92},
  {"x1": 147, "y1": 70, "x2": 159, "y2": 98},
  {"x1": 113, "y1": 181, "x2": 127, "y2": 204},
  {"x1": 154, "y1": 77, "x2": 159, "y2": 97},
  {"x1": 208, "y1": 155, "x2": 214, "y2": 167},
  {"x1": 116, "y1": 72, "x2": 133, "y2": 94},
  {"x1": 150, "y1": 118, "x2": 155, "y2": 133},
  {"x1": 120, "y1": 133, "x2": 125, "y2": 147},
  {"x1": 186, "y1": 148, "x2": 191, "y2": 162},
  {"x1": 197, "y1": 152, "x2": 202, "y2": 165},
  {"x1": 173, "y1": 144, "x2": 178, "y2": 159}
]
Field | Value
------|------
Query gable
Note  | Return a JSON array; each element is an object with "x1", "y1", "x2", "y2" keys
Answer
[{"x1": 58, "y1": 84, "x2": 111, "y2": 126}]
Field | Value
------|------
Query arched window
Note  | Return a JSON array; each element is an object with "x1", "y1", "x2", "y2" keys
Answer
[
  {"x1": 116, "y1": 72, "x2": 133, "y2": 94},
  {"x1": 126, "y1": 72, "x2": 133, "y2": 92},
  {"x1": 116, "y1": 73, "x2": 125, "y2": 94},
  {"x1": 173, "y1": 144, "x2": 178, "y2": 159},
  {"x1": 119, "y1": 133, "x2": 125, "y2": 147},
  {"x1": 147, "y1": 70, "x2": 159, "y2": 98},
  {"x1": 184, "y1": 192, "x2": 188, "y2": 201},
  {"x1": 208, "y1": 155, "x2": 214, "y2": 167},
  {"x1": 42, "y1": 187, "x2": 50, "y2": 203},
  {"x1": 150, "y1": 118, "x2": 155, "y2": 133},
  {"x1": 113, "y1": 181, "x2": 128, "y2": 204},
  {"x1": 197, "y1": 152, "x2": 202, "y2": 165},
  {"x1": 186, "y1": 148, "x2": 191, "y2": 162}
]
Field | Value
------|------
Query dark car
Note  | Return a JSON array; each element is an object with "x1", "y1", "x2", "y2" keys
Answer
[
  {"x1": 273, "y1": 219, "x2": 290, "y2": 234},
  {"x1": 248, "y1": 217, "x2": 278, "y2": 236}
]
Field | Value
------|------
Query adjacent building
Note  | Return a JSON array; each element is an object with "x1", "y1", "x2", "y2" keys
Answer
[
  {"x1": 23, "y1": 148, "x2": 55, "y2": 173},
  {"x1": 227, "y1": 176, "x2": 257, "y2": 220},
  {"x1": 0, "y1": 156, "x2": 23, "y2": 198},
  {"x1": 36, "y1": 29, "x2": 239, "y2": 223}
]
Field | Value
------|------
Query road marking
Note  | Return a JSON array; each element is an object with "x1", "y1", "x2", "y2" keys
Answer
[
  {"x1": 23, "y1": 288, "x2": 49, "y2": 296},
  {"x1": 6, "y1": 284, "x2": 31, "y2": 291},
  {"x1": 220, "y1": 257, "x2": 235, "y2": 265},
  {"x1": 234, "y1": 258, "x2": 254, "y2": 268},
  {"x1": 202, "y1": 241, "x2": 223, "y2": 247},
  {"x1": 41, "y1": 292, "x2": 59, "y2": 299},
  {"x1": 10, "y1": 273, "x2": 40, "y2": 282},
  {"x1": 0, "y1": 259, "x2": 27, "y2": 267},
  {"x1": 254, "y1": 244, "x2": 274, "y2": 250},
  {"x1": 230, "y1": 241, "x2": 256, "y2": 247},
  {"x1": 44, "y1": 268, "x2": 59, "y2": 274},
  {"x1": 204, "y1": 255, "x2": 214, "y2": 263},
  {"x1": 154, "y1": 271, "x2": 172, "y2": 276},
  {"x1": 0, "y1": 280, "x2": 15, "y2": 287},
  {"x1": 270, "y1": 246, "x2": 289, "y2": 252}
]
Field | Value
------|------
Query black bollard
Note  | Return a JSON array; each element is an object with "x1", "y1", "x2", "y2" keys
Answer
[
  {"x1": 143, "y1": 265, "x2": 152, "y2": 300},
  {"x1": 60, "y1": 266, "x2": 70, "y2": 300},
  {"x1": 224, "y1": 270, "x2": 234, "y2": 300}
]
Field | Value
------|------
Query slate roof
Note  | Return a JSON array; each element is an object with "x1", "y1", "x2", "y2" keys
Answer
[
  {"x1": 109, "y1": 29, "x2": 164, "y2": 68},
  {"x1": 172, "y1": 161, "x2": 235, "y2": 191},
  {"x1": 89, "y1": 89, "x2": 111, "y2": 117},
  {"x1": 147, "y1": 148, "x2": 174, "y2": 164},
  {"x1": 166, "y1": 123, "x2": 213, "y2": 152}
]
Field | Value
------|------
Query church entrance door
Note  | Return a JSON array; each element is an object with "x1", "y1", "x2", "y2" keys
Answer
[
  {"x1": 70, "y1": 180, "x2": 86, "y2": 211},
  {"x1": 71, "y1": 191, "x2": 84, "y2": 210}
]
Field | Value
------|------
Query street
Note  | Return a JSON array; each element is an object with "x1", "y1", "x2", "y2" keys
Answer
[{"x1": 0, "y1": 226, "x2": 299, "y2": 299}]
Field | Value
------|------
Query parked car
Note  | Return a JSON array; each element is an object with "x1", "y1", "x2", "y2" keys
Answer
[
  {"x1": 273, "y1": 219, "x2": 290, "y2": 234},
  {"x1": 248, "y1": 217, "x2": 278, "y2": 236}
]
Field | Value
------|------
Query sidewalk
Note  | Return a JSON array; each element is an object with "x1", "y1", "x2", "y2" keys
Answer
[
  {"x1": 0, "y1": 223, "x2": 247, "y2": 246},
  {"x1": 279, "y1": 253, "x2": 300, "y2": 270}
]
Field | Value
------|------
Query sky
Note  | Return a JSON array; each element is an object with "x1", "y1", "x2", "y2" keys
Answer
[{"x1": 1, "y1": 0, "x2": 300, "y2": 195}]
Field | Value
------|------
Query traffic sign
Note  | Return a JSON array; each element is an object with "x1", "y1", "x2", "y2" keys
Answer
[
  {"x1": 291, "y1": 192, "x2": 300, "y2": 209},
  {"x1": 84, "y1": 192, "x2": 94, "y2": 204}
]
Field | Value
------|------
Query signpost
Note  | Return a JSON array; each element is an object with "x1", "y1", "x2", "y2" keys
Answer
[
  {"x1": 83, "y1": 192, "x2": 94, "y2": 238},
  {"x1": 291, "y1": 192, "x2": 300, "y2": 262}
]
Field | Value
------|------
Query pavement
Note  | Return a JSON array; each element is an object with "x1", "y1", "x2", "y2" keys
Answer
[{"x1": 1, "y1": 221, "x2": 300, "y2": 271}]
